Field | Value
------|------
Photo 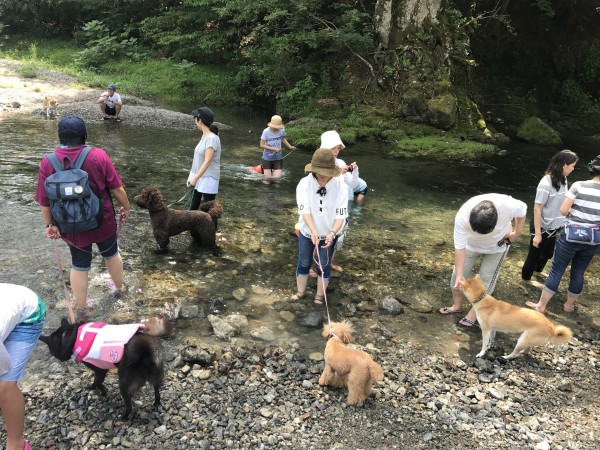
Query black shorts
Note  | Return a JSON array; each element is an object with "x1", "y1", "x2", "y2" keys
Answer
[
  {"x1": 262, "y1": 159, "x2": 283, "y2": 171},
  {"x1": 105, "y1": 105, "x2": 117, "y2": 116}
]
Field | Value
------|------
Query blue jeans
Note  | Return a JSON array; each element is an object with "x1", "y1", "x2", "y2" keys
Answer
[
  {"x1": 544, "y1": 233, "x2": 599, "y2": 296},
  {"x1": 297, "y1": 234, "x2": 336, "y2": 279}
]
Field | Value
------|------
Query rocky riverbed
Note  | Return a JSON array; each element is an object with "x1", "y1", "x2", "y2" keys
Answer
[{"x1": 1, "y1": 58, "x2": 600, "y2": 450}]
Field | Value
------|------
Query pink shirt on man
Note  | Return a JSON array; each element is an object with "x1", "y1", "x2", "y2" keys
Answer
[{"x1": 35, "y1": 145, "x2": 123, "y2": 247}]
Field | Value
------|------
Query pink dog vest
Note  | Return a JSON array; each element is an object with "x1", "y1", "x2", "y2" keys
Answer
[{"x1": 72, "y1": 322, "x2": 143, "y2": 370}]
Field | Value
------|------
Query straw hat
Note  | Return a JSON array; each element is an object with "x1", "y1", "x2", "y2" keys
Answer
[
  {"x1": 304, "y1": 148, "x2": 341, "y2": 177},
  {"x1": 268, "y1": 115, "x2": 285, "y2": 129},
  {"x1": 320, "y1": 130, "x2": 345, "y2": 149}
]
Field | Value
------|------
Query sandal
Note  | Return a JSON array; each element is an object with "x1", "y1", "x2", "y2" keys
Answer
[
  {"x1": 438, "y1": 307, "x2": 462, "y2": 315},
  {"x1": 525, "y1": 301, "x2": 546, "y2": 314},
  {"x1": 314, "y1": 295, "x2": 324, "y2": 305},
  {"x1": 456, "y1": 317, "x2": 479, "y2": 331},
  {"x1": 23, "y1": 441, "x2": 32, "y2": 450},
  {"x1": 291, "y1": 292, "x2": 306, "y2": 301},
  {"x1": 563, "y1": 303, "x2": 577, "y2": 313}
]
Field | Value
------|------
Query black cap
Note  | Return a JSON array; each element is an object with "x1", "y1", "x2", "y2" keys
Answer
[
  {"x1": 58, "y1": 115, "x2": 87, "y2": 136},
  {"x1": 191, "y1": 107, "x2": 214, "y2": 125}
]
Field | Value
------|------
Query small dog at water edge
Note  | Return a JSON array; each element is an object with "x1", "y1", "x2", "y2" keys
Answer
[{"x1": 319, "y1": 321, "x2": 384, "y2": 406}]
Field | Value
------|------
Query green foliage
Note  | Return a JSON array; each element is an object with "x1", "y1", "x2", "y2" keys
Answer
[
  {"x1": 276, "y1": 76, "x2": 318, "y2": 117},
  {"x1": 534, "y1": 0, "x2": 556, "y2": 17},
  {"x1": 74, "y1": 21, "x2": 145, "y2": 69},
  {"x1": 16, "y1": 63, "x2": 38, "y2": 78}
]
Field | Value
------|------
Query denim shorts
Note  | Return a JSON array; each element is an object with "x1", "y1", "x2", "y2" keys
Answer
[
  {"x1": 70, "y1": 234, "x2": 119, "y2": 271},
  {"x1": 0, "y1": 320, "x2": 44, "y2": 382}
]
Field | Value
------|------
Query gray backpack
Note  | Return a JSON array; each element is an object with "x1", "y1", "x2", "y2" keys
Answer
[{"x1": 44, "y1": 145, "x2": 103, "y2": 234}]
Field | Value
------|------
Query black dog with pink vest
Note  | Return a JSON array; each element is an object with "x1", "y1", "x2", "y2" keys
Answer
[{"x1": 40, "y1": 317, "x2": 171, "y2": 419}]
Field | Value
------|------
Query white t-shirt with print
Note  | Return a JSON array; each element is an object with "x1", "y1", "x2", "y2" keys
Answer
[{"x1": 296, "y1": 174, "x2": 348, "y2": 238}]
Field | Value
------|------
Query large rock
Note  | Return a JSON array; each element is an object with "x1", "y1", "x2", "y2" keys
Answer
[
  {"x1": 516, "y1": 117, "x2": 562, "y2": 145},
  {"x1": 401, "y1": 91, "x2": 426, "y2": 122},
  {"x1": 426, "y1": 94, "x2": 457, "y2": 130}
]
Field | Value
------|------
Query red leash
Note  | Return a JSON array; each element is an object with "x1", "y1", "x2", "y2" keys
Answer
[{"x1": 53, "y1": 239, "x2": 76, "y2": 324}]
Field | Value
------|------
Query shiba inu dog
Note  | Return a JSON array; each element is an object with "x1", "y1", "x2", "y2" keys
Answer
[
  {"x1": 39, "y1": 317, "x2": 172, "y2": 419},
  {"x1": 43, "y1": 96, "x2": 59, "y2": 118},
  {"x1": 460, "y1": 275, "x2": 572, "y2": 360}
]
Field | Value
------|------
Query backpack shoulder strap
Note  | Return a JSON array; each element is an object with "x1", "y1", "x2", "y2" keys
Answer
[
  {"x1": 72, "y1": 145, "x2": 93, "y2": 170},
  {"x1": 45, "y1": 152, "x2": 65, "y2": 172}
]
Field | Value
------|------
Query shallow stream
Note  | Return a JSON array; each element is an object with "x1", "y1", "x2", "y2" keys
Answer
[{"x1": 1, "y1": 110, "x2": 598, "y2": 356}]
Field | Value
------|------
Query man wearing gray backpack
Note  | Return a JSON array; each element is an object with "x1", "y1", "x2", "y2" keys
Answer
[{"x1": 35, "y1": 115, "x2": 131, "y2": 319}]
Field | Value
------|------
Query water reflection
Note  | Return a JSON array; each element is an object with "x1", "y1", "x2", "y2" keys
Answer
[{"x1": 1, "y1": 111, "x2": 598, "y2": 355}]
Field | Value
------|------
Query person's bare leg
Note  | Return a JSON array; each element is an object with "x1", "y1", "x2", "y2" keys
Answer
[
  {"x1": 115, "y1": 104, "x2": 122, "y2": 118},
  {"x1": 440, "y1": 288, "x2": 463, "y2": 314},
  {"x1": 526, "y1": 288, "x2": 554, "y2": 313},
  {"x1": 0, "y1": 381, "x2": 26, "y2": 450},
  {"x1": 105, "y1": 253, "x2": 124, "y2": 291},
  {"x1": 293, "y1": 274, "x2": 308, "y2": 299},
  {"x1": 563, "y1": 293, "x2": 577, "y2": 312},
  {"x1": 316, "y1": 277, "x2": 329, "y2": 300},
  {"x1": 70, "y1": 269, "x2": 89, "y2": 308}
]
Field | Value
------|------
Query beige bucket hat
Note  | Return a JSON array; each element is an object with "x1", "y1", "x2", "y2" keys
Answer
[
  {"x1": 268, "y1": 115, "x2": 285, "y2": 129},
  {"x1": 304, "y1": 148, "x2": 342, "y2": 177}
]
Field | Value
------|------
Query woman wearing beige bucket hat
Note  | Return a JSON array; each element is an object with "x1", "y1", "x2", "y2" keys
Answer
[
  {"x1": 292, "y1": 149, "x2": 349, "y2": 303},
  {"x1": 259, "y1": 115, "x2": 296, "y2": 183}
]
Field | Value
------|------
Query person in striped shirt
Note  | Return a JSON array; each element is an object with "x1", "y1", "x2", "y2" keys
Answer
[{"x1": 526, "y1": 154, "x2": 600, "y2": 314}]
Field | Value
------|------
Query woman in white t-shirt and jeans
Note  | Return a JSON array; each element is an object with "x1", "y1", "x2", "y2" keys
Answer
[{"x1": 292, "y1": 149, "x2": 349, "y2": 304}]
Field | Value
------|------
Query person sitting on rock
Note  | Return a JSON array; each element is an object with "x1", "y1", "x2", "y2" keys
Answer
[{"x1": 98, "y1": 83, "x2": 123, "y2": 121}]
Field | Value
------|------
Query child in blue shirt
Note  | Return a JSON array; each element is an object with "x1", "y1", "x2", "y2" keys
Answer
[{"x1": 260, "y1": 115, "x2": 296, "y2": 182}]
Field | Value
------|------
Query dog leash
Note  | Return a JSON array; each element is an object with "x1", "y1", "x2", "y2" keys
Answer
[
  {"x1": 53, "y1": 239, "x2": 76, "y2": 324},
  {"x1": 167, "y1": 187, "x2": 194, "y2": 208},
  {"x1": 314, "y1": 242, "x2": 334, "y2": 333},
  {"x1": 485, "y1": 239, "x2": 511, "y2": 295}
]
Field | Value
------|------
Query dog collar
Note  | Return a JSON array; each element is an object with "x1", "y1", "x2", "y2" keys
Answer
[{"x1": 471, "y1": 292, "x2": 487, "y2": 304}]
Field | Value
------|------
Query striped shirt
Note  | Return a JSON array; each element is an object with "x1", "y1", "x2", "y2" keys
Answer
[{"x1": 567, "y1": 180, "x2": 600, "y2": 226}]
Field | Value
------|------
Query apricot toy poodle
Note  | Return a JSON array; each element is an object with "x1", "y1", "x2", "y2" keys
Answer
[{"x1": 318, "y1": 321, "x2": 384, "y2": 406}]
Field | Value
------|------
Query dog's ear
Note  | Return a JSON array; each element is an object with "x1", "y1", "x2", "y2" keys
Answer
[
  {"x1": 340, "y1": 330, "x2": 353, "y2": 344},
  {"x1": 61, "y1": 318, "x2": 70, "y2": 327},
  {"x1": 39, "y1": 334, "x2": 49, "y2": 344}
]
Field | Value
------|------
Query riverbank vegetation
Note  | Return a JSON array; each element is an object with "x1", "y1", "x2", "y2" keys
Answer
[{"x1": 1, "y1": 0, "x2": 599, "y2": 160}]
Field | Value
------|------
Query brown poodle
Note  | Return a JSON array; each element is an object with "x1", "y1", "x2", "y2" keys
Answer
[
  {"x1": 319, "y1": 321, "x2": 384, "y2": 406},
  {"x1": 134, "y1": 187, "x2": 223, "y2": 255}
]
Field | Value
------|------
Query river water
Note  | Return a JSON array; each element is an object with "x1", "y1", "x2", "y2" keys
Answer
[{"x1": 1, "y1": 110, "x2": 599, "y2": 356}]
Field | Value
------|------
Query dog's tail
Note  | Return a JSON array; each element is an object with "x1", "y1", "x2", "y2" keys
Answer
[
  {"x1": 200, "y1": 200, "x2": 224, "y2": 222},
  {"x1": 141, "y1": 317, "x2": 174, "y2": 337},
  {"x1": 551, "y1": 325, "x2": 573, "y2": 345},
  {"x1": 369, "y1": 362, "x2": 384, "y2": 381}
]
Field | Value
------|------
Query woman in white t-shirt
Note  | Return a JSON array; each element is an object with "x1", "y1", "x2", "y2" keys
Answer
[
  {"x1": 521, "y1": 150, "x2": 578, "y2": 288},
  {"x1": 187, "y1": 107, "x2": 221, "y2": 210},
  {"x1": 292, "y1": 149, "x2": 349, "y2": 304}
]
